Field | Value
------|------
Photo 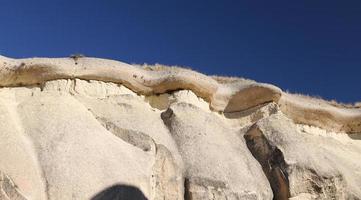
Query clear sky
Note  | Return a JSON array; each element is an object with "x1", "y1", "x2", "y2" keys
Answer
[{"x1": 1, "y1": 0, "x2": 360, "y2": 103}]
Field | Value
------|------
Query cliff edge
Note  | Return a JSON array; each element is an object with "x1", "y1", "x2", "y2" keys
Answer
[{"x1": 0, "y1": 56, "x2": 360, "y2": 200}]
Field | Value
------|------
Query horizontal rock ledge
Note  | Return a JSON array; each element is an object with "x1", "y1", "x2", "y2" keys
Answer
[{"x1": 0, "y1": 55, "x2": 360, "y2": 133}]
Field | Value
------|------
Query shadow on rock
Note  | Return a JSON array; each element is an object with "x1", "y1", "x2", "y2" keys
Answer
[
  {"x1": 348, "y1": 133, "x2": 361, "y2": 140},
  {"x1": 91, "y1": 184, "x2": 148, "y2": 200}
]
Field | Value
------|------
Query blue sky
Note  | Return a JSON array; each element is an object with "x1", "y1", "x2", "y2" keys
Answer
[{"x1": 0, "y1": 0, "x2": 360, "y2": 103}]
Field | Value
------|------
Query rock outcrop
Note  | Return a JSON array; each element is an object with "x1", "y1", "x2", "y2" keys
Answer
[{"x1": 0, "y1": 56, "x2": 360, "y2": 200}]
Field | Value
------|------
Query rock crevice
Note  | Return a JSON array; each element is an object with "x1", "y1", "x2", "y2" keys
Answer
[{"x1": 244, "y1": 124, "x2": 290, "y2": 200}]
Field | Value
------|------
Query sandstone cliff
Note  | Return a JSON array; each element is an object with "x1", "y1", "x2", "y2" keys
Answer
[{"x1": 0, "y1": 56, "x2": 360, "y2": 200}]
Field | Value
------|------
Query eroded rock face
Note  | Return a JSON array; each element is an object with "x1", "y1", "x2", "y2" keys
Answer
[
  {"x1": 0, "y1": 74, "x2": 360, "y2": 199},
  {"x1": 254, "y1": 114, "x2": 361, "y2": 200},
  {"x1": 160, "y1": 102, "x2": 272, "y2": 199}
]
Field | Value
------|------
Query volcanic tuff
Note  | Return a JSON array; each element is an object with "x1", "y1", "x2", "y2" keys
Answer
[{"x1": 0, "y1": 55, "x2": 360, "y2": 200}]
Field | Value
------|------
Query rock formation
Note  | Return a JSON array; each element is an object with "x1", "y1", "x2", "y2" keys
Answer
[{"x1": 0, "y1": 55, "x2": 360, "y2": 200}]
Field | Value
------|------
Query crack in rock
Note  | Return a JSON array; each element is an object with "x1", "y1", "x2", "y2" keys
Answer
[
  {"x1": 244, "y1": 124, "x2": 290, "y2": 200},
  {"x1": 151, "y1": 144, "x2": 183, "y2": 200},
  {"x1": 0, "y1": 171, "x2": 28, "y2": 200},
  {"x1": 94, "y1": 115, "x2": 184, "y2": 200},
  {"x1": 95, "y1": 117, "x2": 155, "y2": 152}
]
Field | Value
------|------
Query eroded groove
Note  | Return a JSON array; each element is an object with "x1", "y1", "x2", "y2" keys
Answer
[
  {"x1": 74, "y1": 98, "x2": 156, "y2": 152},
  {"x1": 184, "y1": 178, "x2": 191, "y2": 200},
  {"x1": 0, "y1": 171, "x2": 28, "y2": 200},
  {"x1": 96, "y1": 117, "x2": 154, "y2": 152},
  {"x1": 151, "y1": 144, "x2": 183, "y2": 200},
  {"x1": 244, "y1": 124, "x2": 290, "y2": 200},
  {"x1": 94, "y1": 114, "x2": 184, "y2": 199}
]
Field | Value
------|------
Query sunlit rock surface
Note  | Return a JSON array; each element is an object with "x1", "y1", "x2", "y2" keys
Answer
[{"x1": 0, "y1": 56, "x2": 360, "y2": 200}]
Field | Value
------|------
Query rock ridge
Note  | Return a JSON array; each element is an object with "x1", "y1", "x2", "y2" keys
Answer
[
  {"x1": 0, "y1": 55, "x2": 360, "y2": 133},
  {"x1": 0, "y1": 73, "x2": 360, "y2": 199}
]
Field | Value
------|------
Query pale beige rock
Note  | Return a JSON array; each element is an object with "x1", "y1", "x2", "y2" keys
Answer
[
  {"x1": 160, "y1": 102, "x2": 273, "y2": 199},
  {"x1": 254, "y1": 113, "x2": 361, "y2": 200},
  {"x1": 0, "y1": 56, "x2": 360, "y2": 200},
  {"x1": 279, "y1": 93, "x2": 361, "y2": 133},
  {"x1": 1, "y1": 55, "x2": 360, "y2": 133}
]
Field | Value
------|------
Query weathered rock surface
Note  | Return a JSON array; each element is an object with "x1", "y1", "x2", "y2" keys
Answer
[{"x1": 0, "y1": 56, "x2": 360, "y2": 200}]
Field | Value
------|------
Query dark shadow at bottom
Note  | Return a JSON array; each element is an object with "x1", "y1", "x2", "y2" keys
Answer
[{"x1": 91, "y1": 184, "x2": 148, "y2": 200}]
